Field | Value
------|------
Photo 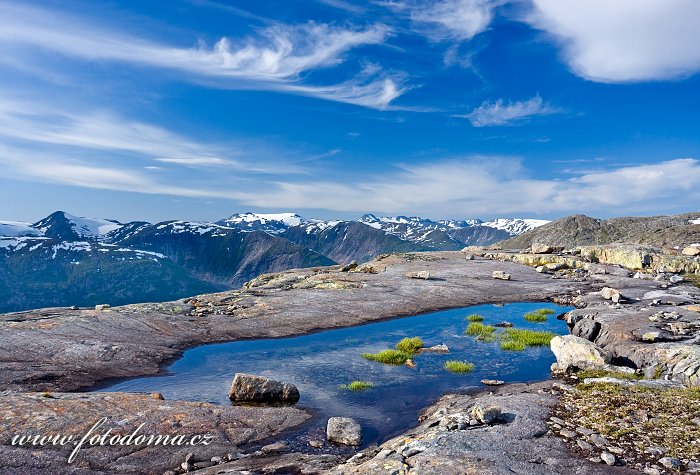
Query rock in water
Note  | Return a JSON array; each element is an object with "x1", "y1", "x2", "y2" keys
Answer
[
  {"x1": 405, "y1": 271, "x2": 431, "y2": 280},
  {"x1": 492, "y1": 271, "x2": 511, "y2": 280},
  {"x1": 550, "y1": 335, "x2": 610, "y2": 372},
  {"x1": 327, "y1": 417, "x2": 362, "y2": 446},
  {"x1": 422, "y1": 344, "x2": 449, "y2": 353},
  {"x1": 228, "y1": 373, "x2": 300, "y2": 404},
  {"x1": 481, "y1": 379, "x2": 504, "y2": 386}
]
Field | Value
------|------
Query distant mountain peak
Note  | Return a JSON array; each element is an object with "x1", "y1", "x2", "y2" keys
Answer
[
  {"x1": 32, "y1": 211, "x2": 123, "y2": 242},
  {"x1": 480, "y1": 218, "x2": 550, "y2": 236}
]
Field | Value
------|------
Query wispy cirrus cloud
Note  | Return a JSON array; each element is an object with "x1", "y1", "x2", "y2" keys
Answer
[
  {"x1": 236, "y1": 158, "x2": 700, "y2": 217},
  {"x1": 525, "y1": 0, "x2": 700, "y2": 82},
  {"x1": 0, "y1": 2, "x2": 404, "y2": 109},
  {"x1": 458, "y1": 96, "x2": 559, "y2": 127},
  {"x1": 407, "y1": 0, "x2": 498, "y2": 41}
]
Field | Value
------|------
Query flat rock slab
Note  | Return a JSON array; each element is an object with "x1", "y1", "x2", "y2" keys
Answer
[
  {"x1": 0, "y1": 252, "x2": 587, "y2": 392},
  {"x1": 0, "y1": 391, "x2": 309, "y2": 475}
]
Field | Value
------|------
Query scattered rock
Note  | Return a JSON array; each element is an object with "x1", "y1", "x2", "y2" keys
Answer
[
  {"x1": 228, "y1": 373, "x2": 300, "y2": 404},
  {"x1": 327, "y1": 417, "x2": 362, "y2": 446},
  {"x1": 480, "y1": 379, "x2": 504, "y2": 386},
  {"x1": 94, "y1": 304, "x2": 110, "y2": 311},
  {"x1": 150, "y1": 392, "x2": 164, "y2": 400},
  {"x1": 577, "y1": 439, "x2": 594, "y2": 452},
  {"x1": 494, "y1": 321, "x2": 514, "y2": 327},
  {"x1": 405, "y1": 358, "x2": 416, "y2": 368},
  {"x1": 405, "y1": 270, "x2": 431, "y2": 280},
  {"x1": 589, "y1": 434, "x2": 608, "y2": 447},
  {"x1": 600, "y1": 287, "x2": 623, "y2": 303},
  {"x1": 422, "y1": 344, "x2": 449, "y2": 353},
  {"x1": 492, "y1": 271, "x2": 511, "y2": 280},
  {"x1": 600, "y1": 451, "x2": 616, "y2": 466},
  {"x1": 535, "y1": 265, "x2": 547, "y2": 273},
  {"x1": 340, "y1": 261, "x2": 358, "y2": 272},
  {"x1": 682, "y1": 245, "x2": 700, "y2": 256},
  {"x1": 308, "y1": 439, "x2": 324, "y2": 449},
  {"x1": 669, "y1": 274, "x2": 684, "y2": 284},
  {"x1": 688, "y1": 305, "x2": 700, "y2": 313},
  {"x1": 550, "y1": 335, "x2": 610, "y2": 372},
  {"x1": 68, "y1": 305, "x2": 78, "y2": 310},
  {"x1": 545, "y1": 263, "x2": 564, "y2": 271},
  {"x1": 658, "y1": 457, "x2": 681, "y2": 469},
  {"x1": 559, "y1": 429, "x2": 577, "y2": 438},
  {"x1": 261, "y1": 440, "x2": 289, "y2": 454},
  {"x1": 531, "y1": 243, "x2": 563, "y2": 254},
  {"x1": 470, "y1": 403, "x2": 501, "y2": 424},
  {"x1": 464, "y1": 254, "x2": 475, "y2": 260}
]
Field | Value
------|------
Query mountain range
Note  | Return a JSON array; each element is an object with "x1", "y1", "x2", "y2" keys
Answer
[{"x1": 0, "y1": 211, "x2": 548, "y2": 312}]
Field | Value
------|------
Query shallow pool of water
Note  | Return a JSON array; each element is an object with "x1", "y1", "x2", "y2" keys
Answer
[{"x1": 100, "y1": 302, "x2": 572, "y2": 446}]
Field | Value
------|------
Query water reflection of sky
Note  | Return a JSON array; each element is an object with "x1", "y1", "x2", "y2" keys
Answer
[{"x1": 101, "y1": 302, "x2": 572, "y2": 445}]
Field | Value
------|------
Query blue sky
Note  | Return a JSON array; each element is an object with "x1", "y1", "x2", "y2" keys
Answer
[{"x1": 0, "y1": 0, "x2": 699, "y2": 223}]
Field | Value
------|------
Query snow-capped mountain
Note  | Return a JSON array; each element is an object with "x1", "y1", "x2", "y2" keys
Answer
[
  {"x1": 33, "y1": 211, "x2": 123, "y2": 241},
  {"x1": 217, "y1": 212, "x2": 306, "y2": 234},
  {"x1": 0, "y1": 221, "x2": 42, "y2": 237},
  {"x1": 480, "y1": 218, "x2": 550, "y2": 236}
]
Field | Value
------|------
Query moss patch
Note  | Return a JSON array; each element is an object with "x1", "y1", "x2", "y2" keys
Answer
[
  {"x1": 340, "y1": 381, "x2": 373, "y2": 391},
  {"x1": 501, "y1": 328, "x2": 555, "y2": 347},
  {"x1": 395, "y1": 336, "x2": 424, "y2": 354},
  {"x1": 444, "y1": 361, "x2": 475, "y2": 373},
  {"x1": 500, "y1": 340, "x2": 526, "y2": 351},
  {"x1": 524, "y1": 308, "x2": 554, "y2": 322},
  {"x1": 465, "y1": 322, "x2": 496, "y2": 341},
  {"x1": 362, "y1": 349, "x2": 412, "y2": 365}
]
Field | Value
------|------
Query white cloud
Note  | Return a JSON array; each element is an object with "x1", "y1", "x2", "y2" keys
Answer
[
  {"x1": 409, "y1": 0, "x2": 497, "y2": 41},
  {"x1": 0, "y1": 2, "x2": 404, "y2": 109},
  {"x1": 525, "y1": 0, "x2": 700, "y2": 82},
  {"x1": 234, "y1": 158, "x2": 700, "y2": 217},
  {"x1": 460, "y1": 96, "x2": 558, "y2": 126}
]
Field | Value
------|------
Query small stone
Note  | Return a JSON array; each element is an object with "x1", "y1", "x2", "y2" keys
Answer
[
  {"x1": 535, "y1": 266, "x2": 547, "y2": 273},
  {"x1": 464, "y1": 254, "x2": 475, "y2": 260},
  {"x1": 405, "y1": 358, "x2": 416, "y2": 368},
  {"x1": 480, "y1": 379, "x2": 504, "y2": 386},
  {"x1": 470, "y1": 403, "x2": 501, "y2": 424},
  {"x1": 600, "y1": 287, "x2": 622, "y2": 303},
  {"x1": 687, "y1": 461, "x2": 700, "y2": 473},
  {"x1": 309, "y1": 439, "x2": 323, "y2": 448},
  {"x1": 576, "y1": 427, "x2": 594, "y2": 436},
  {"x1": 210, "y1": 456, "x2": 224, "y2": 464},
  {"x1": 327, "y1": 417, "x2": 362, "y2": 446},
  {"x1": 492, "y1": 271, "x2": 511, "y2": 280},
  {"x1": 589, "y1": 434, "x2": 608, "y2": 447},
  {"x1": 658, "y1": 457, "x2": 681, "y2": 469},
  {"x1": 600, "y1": 452, "x2": 616, "y2": 466},
  {"x1": 682, "y1": 245, "x2": 700, "y2": 256},
  {"x1": 549, "y1": 416, "x2": 566, "y2": 426},
  {"x1": 494, "y1": 321, "x2": 514, "y2": 327},
  {"x1": 150, "y1": 392, "x2": 164, "y2": 400},
  {"x1": 559, "y1": 429, "x2": 577, "y2": 438},
  {"x1": 607, "y1": 446, "x2": 624, "y2": 455},
  {"x1": 577, "y1": 439, "x2": 594, "y2": 452},
  {"x1": 405, "y1": 270, "x2": 431, "y2": 280},
  {"x1": 644, "y1": 446, "x2": 667, "y2": 456},
  {"x1": 68, "y1": 305, "x2": 79, "y2": 310},
  {"x1": 261, "y1": 441, "x2": 289, "y2": 454},
  {"x1": 94, "y1": 304, "x2": 110, "y2": 311},
  {"x1": 340, "y1": 261, "x2": 358, "y2": 272},
  {"x1": 643, "y1": 468, "x2": 661, "y2": 475},
  {"x1": 422, "y1": 344, "x2": 449, "y2": 353}
]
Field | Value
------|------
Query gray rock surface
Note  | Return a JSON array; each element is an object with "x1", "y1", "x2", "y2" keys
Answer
[{"x1": 326, "y1": 417, "x2": 362, "y2": 446}]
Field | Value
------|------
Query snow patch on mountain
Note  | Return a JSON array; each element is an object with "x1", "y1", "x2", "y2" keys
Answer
[
  {"x1": 0, "y1": 221, "x2": 42, "y2": 237},
  {"x1": 480, "y1": 218, "x2": 550, "y2": 235},
  {"x1": 155, "y1": 221, "x2": 231, "y2": 236}
]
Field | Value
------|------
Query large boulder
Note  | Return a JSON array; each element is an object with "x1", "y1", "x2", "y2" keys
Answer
[
  {"x1": 550, "y1": 335, "x2": 610, "y2": 372},
  {"x1": 327, "y1": 417, "x2": 362, "y2": 446},
  {"x1": 228, "y1": 373, "x2": 300, "y2": 405}
]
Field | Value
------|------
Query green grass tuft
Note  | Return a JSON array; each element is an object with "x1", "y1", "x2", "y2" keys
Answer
[
  {"x1": 500, "y1": 340, "x2": 526, "y2": 351},
  {"x1": 466, "y1": 314, "x2": 484, "y2": 322},
  {"x1": 500, "y1": 328, "x2": 555, "y2": 348},
  {"x1": 340, "y1": 381, "x2": 374, "y2": 391},
  {"x1": 362, "y1": 349, "x2": 412, "y2": 365},
  {"x1": 524, "y1": 308, "x2": 555, "y2": 322},
  {"x1": 444, "y1": 360, "x2": 475, "y2": 373},
  {"x1": 465, "y1": 322, "x2": 496, "y2": 341},
  {"x1": 395, "y1": 336, "x2": 424, "y2": 354}
]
